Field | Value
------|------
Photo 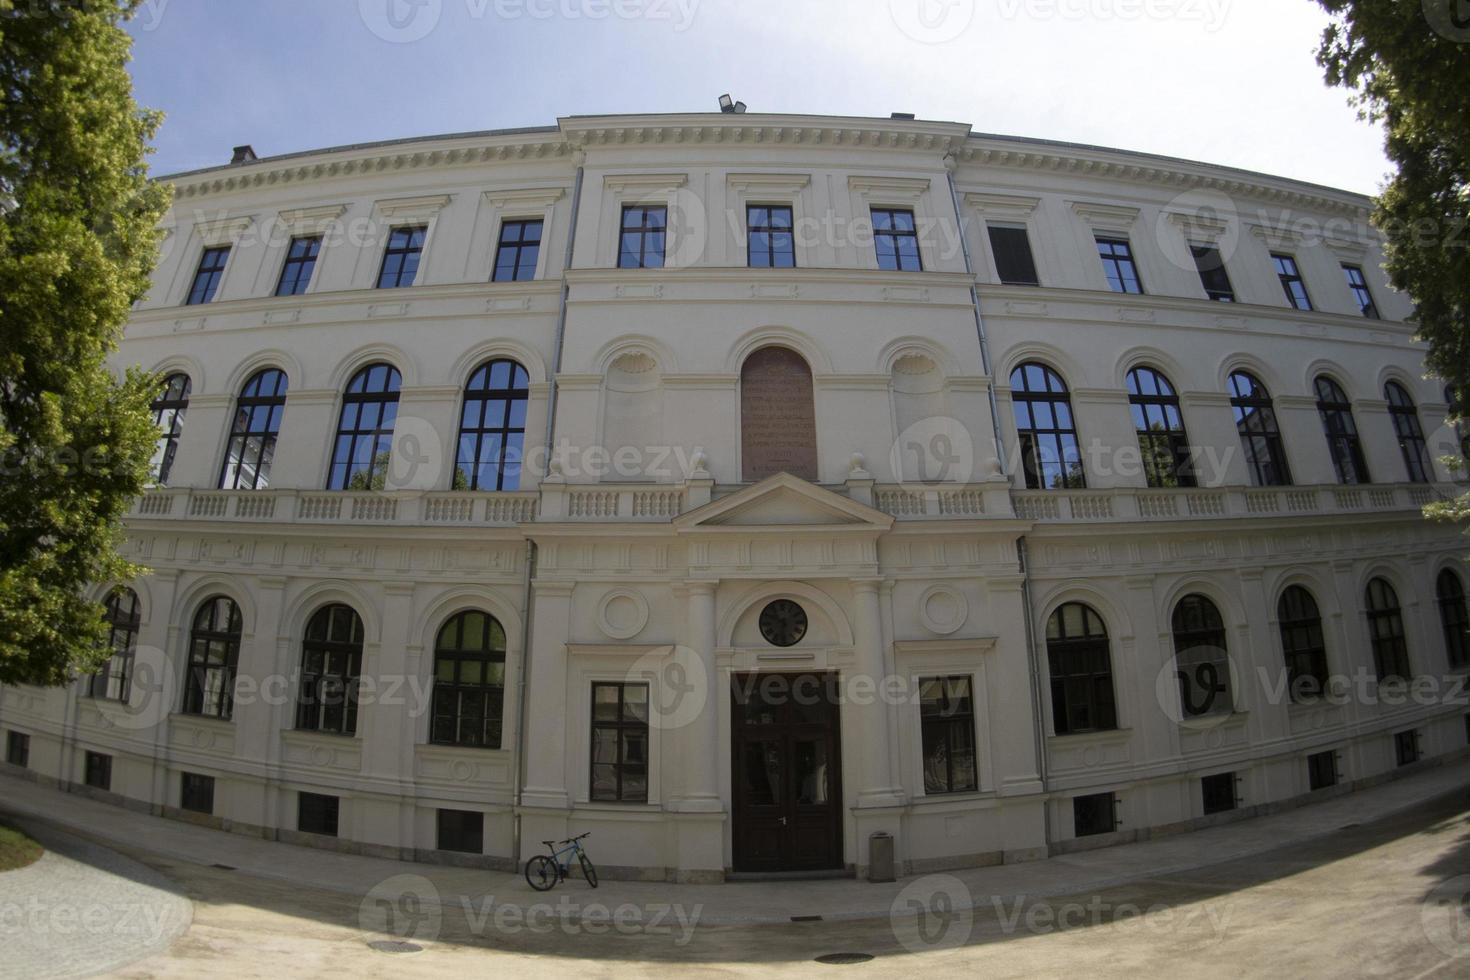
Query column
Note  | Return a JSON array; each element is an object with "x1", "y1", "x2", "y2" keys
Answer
[
  {"x1": 852, "y1": 579, "x2": 902, "y2": 806},
  {"x1": 672, "y1": 581, "x2": 721, "y2": 811},
  {"x1": 520, "y1": 580, "x2": 573, "y2": 810}
]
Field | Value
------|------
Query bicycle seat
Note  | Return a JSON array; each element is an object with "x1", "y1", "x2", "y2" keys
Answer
[{"x1": 541, "y1": 840, "x2": 557, "y2": 847}]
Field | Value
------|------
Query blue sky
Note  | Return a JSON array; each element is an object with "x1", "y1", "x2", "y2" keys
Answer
[{"x1": 126, "y1": 0, "x2": 1389, "y2": 195}]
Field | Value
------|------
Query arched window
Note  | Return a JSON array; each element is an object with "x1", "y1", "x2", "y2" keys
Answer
[
  {"x1": 219, "y1": 369, "x2": 288, "y2": 490},
  {"x1": 1228, "y1": 371, "x2": 1292, "y2": 487},
  {"x1": 150, "y1": 373, "x2": 191, "y2": 485},
  {"x1": 88, "y1": 588, "x2": 140, "y2": 701},
  {"x1": 1171, "y1": 594, "x2": 1232, "y2": 717},
  {"x1": 1385, "y1": 381, "x2": 1432, "y2": 483},
  {"x1": 1314, "y1": 376, "x2": 1370, "y2": 485},
  {"x1": 184, "y1": 596, "x2": 242, "y2": 719},
  {"x1": 328, "y1": 364, "x2": 402, "y2": 490},
  {"x1": 1126, "y1": 366, "x2": 1195, "y2": 488},
  {"x1": 431, "y1": 611, "x2": 507, "y2": 748},
  {"x1": 1278, "y1": 586, "x2": 1329, "y2": 701},
  {"x1": 1439, "y1": 570, "x2": 1469, "y2": 670},
  {"x1": 1046, "y1": 603, "x2": 1116, "y2": 734},
  {"x1": 454, "y1": 360, "x2": 528, "y2": 491},
  {"x1": 1011, "y1": 362, "x2": 1085, "y2": 490},
  {"x1": 1365, "y1": 578, "x2": 1410, "y2": 682},
  {"x1": 296, "y1": 604, "x2": 365, "y2": 735},
  {"x1": 740, "y1": 346, "x2": 818, "y2": 482}
]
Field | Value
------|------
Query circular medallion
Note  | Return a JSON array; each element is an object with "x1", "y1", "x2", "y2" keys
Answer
[
  {"x1": 596, "y1": 589, "x2": 649, "y2": 640},
  {"x1": 759, "y1": 599, "x2": 808, "y2": 648}
]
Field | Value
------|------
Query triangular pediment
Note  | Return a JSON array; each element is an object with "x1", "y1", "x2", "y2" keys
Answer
[{"x1": 674, "y1": 473, "x2": 893, "y2": 530}]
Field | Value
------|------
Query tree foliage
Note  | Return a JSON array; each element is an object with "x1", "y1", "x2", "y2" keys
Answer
[{"x1": 0, "y1": 0, "x2": 170, "y2": 685}]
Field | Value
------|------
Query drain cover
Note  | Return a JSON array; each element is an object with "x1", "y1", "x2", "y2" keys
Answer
[
  {"x1": 791, "y1": 915, "x2": 824, "y2": 922},
  {"x1": 211, "y1": 864, "x2": 236, "y2": 871},
  {"x1": 815, "y1": 953, "x2": 874, "y2": 965},
  {"x1": 367, "y1": 940, "x2": 424, "y2": 954}
]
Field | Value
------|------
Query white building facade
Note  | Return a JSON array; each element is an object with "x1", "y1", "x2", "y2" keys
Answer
[{"x1": 3, "y1": 112, "x2": 1468, "y2": 882}]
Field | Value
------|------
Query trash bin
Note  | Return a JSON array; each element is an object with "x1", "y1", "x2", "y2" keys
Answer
[{"x1": 868, "y1": 831, "x2": 895, "y2": 883}]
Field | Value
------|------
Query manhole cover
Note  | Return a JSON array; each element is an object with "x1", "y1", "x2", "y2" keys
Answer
[
  {"x1": 815, "y1": 953, "x2": 874, "y2": 965},
  {"x1": 367, "y1": 940, "x2": 424, "y2": 954}
]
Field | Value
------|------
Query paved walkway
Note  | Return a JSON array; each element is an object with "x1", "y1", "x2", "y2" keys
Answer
[
  {"x1": 3, "y1": 760, "x2": 1468, "y2": 931},
  {"x1": 0, "y1": 819, "x2": 192, "y2": 980}
]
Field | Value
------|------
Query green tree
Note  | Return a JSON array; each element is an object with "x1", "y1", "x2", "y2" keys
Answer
[{"x1": 0, "y1": 0, "x2": 170, "y2": 685}]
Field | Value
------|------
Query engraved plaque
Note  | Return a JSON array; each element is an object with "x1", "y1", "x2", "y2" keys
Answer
[{"x1": 740, "y1": 346, "x2": 817, "y2": 481}]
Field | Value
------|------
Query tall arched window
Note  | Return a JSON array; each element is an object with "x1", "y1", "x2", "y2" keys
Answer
[
  {"x1": 1046, "y1": 602, "x2": 1116, "y2": 734},
  {"x1": 150, "y1": 373, "x2": 191, "y2": 485},
  {"x1": 1011, "y1": 362, "x2": 1085, "y2": 490},
  {"x1": 1171, "y1": 594, "x2": 1232, "y2": 717},
  {"x1": 1278, "y1": 586, "x2": 1329, "y2": 701},
  {"x1": 1365, "y1": 578, "x2": 1410, "y2": 682},
  {"x1": 1126, "y1": 366, "x2": 1195, "y2": 488},
  {"x1": 1228, "y1": 371, "x2": 1292, "y2": 487},
  {"x1": 430, "y1": 611, "x2": 507, "y2": 748},
  {"x1": 296, "y1": 604, "x2": 365, "y2": 735},
  {"x1": 1439, "y1": 570, "x2": 1469, "y2": 670},
  {"x1": 219, "y1": 369, "x2": 288, "y2": 490},
  {"x1": 88, "y1": 588, "x2": 140, "y2": 701},
  {"x1": 1314, "y1": 376, "x2": 1370, "y2": 485},
  {"x1": 184, "y1": 596, "x2": 242, "y2": 720},
  {"x1": 740, "y1": 346, "x2": 818, "y2": 482},
  {"x1": 1385, "y1": 381, "x2": 1432, "y2": 483},
  {"x1": 328, "y1": 364, "x2": 402, "y2": 490},
  {"x1": 454, "y1": 360, "x2": 528, "y2": 491}
]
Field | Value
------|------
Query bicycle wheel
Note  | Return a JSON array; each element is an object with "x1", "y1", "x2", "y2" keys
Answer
[
  {"x1": 577, "y1": 851, "x2": 599, "y2": 889},
  {"x1": 525, "y1": 855, "x2": 559, "y2": 892}
]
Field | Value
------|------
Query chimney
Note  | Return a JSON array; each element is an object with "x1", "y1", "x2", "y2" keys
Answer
[
  {"x1": 890, "y1": 112, "x2": 916, "y2": 120},
  {"x1": 230, "y1": 145, "x2": 257, "y2": 165}
]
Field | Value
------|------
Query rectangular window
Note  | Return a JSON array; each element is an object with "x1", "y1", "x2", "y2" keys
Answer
[
  {"x1": 186, "y1": 246, "x2": 230, "y2": 305},
  {"x1": 1395, "y1": 729, "x2": 1420, "y2": 767},
  {"x1": 1095, "y1": 236, "x2": 1144, "y2": 293},
  {"x1": 1307, "y1": 750, "x2": 1338, "y2": 790},
  {"x1": 919, "y1": 676, "x2": 978, "y2": 795},
  {"x1": 6, "y1": 731, "x2": 30, "y2": 768},
  {"x1": 1191, "y1": 244, "x2": 1235, "y2": 301},
  {"x1": 437, "y1": 809, "x2": 485, "y2": 854},
  {"x1": 1073, "y1": 791, "x2": 1116, "y2": 837},
  {"x1": 618, "y1": 205, "x2": 666, "y2": 269},
  {"x1": 872, "y1": 208, "x2": 923, "y2": 271},
  {"x1": 590, "y1": 682, "x2": 649, "y2": 803},
  {"x1": 1273, "y1": 253, "x2": 1313, "y2": 310},
  {"x1": 376, "y1": 225, "x2": 427, "y2": 288},
  {"x1": 492, "y1": 219, "x2": 543, "y2": 282},
  {"x1": 747, "y1": 205, "x2": 796, "y2": 268},
  {"x1": 1342, "y1": 264, "x2": 1379, "y2": 318},
  {"x1": 84, "y1": 751, "x2": 112, "y2": 791},
  {"x1": 298, "y1": 791, "x2": 340, "y2": 836},
  {"x1": 275, "y1": 235, "x2": 322, "y2": 296},
  {"x1": 988, "y1": 225, "x2": 1040, "y2": 285},
  {"x1": 180, "y1": 772, "x2": 215, "y2": 815},
  {"x1": 1201, "y1": 772, "x2": 1237, "y2": 815}
]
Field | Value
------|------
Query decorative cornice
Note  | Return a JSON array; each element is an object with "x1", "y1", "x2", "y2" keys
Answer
[
  {"x1": 1165, "y1": 209, "x2": 1229, "y2": 243},
  {"x1": 1069, "y1": 201, "x2": 1141, "y2": 231},
  {"x1": 965, "y1": 192, "x2": 1041, "y2": 221},
  {"x1": 481, "y1": 186, "x2": 566, "y2": 210},
  {"x1": 1249, "y1": 222, "x2": 1304, "y2": 250},
  {"x1": 602, "y1": 173, "x2": 688, "y2": 192},
  {"x1": 726, "y1": 172, "x2": 811, "y2": 195},
  {"x1": 195, "y1": 213, "x2": 254, "y2": 246},
  {"x1": 276, "y1": 203, "x2": 348, "y2": 234},
  {"x1": 848, "y1": 175, "x2": 932, "y2": 201},
  {"x1": 374, "y1": 194, "x2": 452, "y2": 221}
]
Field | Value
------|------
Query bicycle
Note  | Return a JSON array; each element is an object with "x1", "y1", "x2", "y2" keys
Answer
[{"x1": 524, "y1": 831, "x2": 598, "y2": 891}]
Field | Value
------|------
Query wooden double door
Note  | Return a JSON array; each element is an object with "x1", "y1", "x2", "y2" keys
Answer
[{"x1": 730, "y1": 672, "x2": 843, "y2": 873}]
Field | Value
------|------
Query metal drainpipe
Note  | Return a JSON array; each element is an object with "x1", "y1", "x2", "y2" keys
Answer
[
  {"x1": 512, "y1": 158, "x2": 584, "y2": 867},
  {"x1": 945, "y1": 163, "x2": 1051, "y2": 846}
]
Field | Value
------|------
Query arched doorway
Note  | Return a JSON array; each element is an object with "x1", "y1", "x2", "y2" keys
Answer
[{"x1": 740, "y1": 346, "x2": 817, "y2": 482}]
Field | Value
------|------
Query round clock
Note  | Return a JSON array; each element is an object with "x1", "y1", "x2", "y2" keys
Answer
[{"x1": 758, "y1": 599, "x2": 808, "y2": 648}]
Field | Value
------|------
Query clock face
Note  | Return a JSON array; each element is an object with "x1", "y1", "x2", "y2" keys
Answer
[{"x1": 759, "y1": 599, "x2": 808, "y2": 648}]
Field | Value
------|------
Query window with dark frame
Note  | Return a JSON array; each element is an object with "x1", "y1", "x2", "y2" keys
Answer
[
  {"x1": 919, "y1": 676, "x2": 978, "y2": 795},
  {"x1": 1438, "y1": 570, "x2": 1469, "y2": 670},
  {"x1": 1127, "y1": 366, "x2": 1196, "y2": 488},
  {"x1": 88, "y1": 588, "x2": 141, "y2": 702},
  {"x1": 183, "y1": 596, "x2": 242, "y2": 720},
  {"x1": 1314, "y1": 376, "x2": 1371, "y2": 485},
  {"x1": 327, "y1": 363, "x2": 401, "y2": 490},
  {"x1": 1010, "y1": 362, "x2": 1085, "y2": 490},
  {"x1": 1047, "y1": 603, "x2": 1118, "y2": 735},
  {"x1": 1385, "y1": 381, "x2": 1433, "y2": 483},
  {"x1": 1073, "y1": 791, "x2": 1116, "y2": 837},
  {"x1": 1171, "y1": 594, "x2": 1233, "y2": 718},
  {"x1": 1278, "y1": 586, "x2": 1330, "y2": 702},
  {"x1": 275, "y1": 235, "x2": 322, "y2": 296},
  {"x1": 590, "y1": 682, "x2": 649, "y2": 803},
  {"x1": 298, "y1": 791, "x2": 339, "y2": 836},
  {"x1": 150, "y1": 373, "x2": 191, "y2": 485},
  {"x1": 295, "y1": 604, "x2": 365, "y2": 737},
  {"x1": 1190, "y1": 243, "x2": 1235, "y2": 301},
  {"x1": 872, "y1": 208, "x2": 923, "y2": 271},
  {"x1": 1272, "y1": 253, "x2": 1313, "y2": 310},
  {"x1": 6, "y1": 731, "x2": 29, "y2": 768},
  {"x1": 1395, "y1": 729, "x2": 1420, "y2": 767},
  {"x1": 186, "y1": 246, "x2": 230, "y2": 305},
  {"x1": 492, "y1": 219, "x2": 543, "y2": 282},
  {"x1": 376, "y1": 225, "x2": 427, "y2": 288},
  {"x1": 430, "y1": 610, "x2": 506, "y2": 749},
  {"x1": 618, "y1": 205, "x2": 667, "y2": 269},
  {"x1": 453, "y1": 359, "x2": 529, "y2": 491},
  {"x1": 436, "y1": 809, "x2": 485, "y2": 854},
  {"x1": 1095, "y1": 236, "x2": 1144, "y2": 294},
  {"x1": 84, "y1": 751, "x2": 112, "y2": 791},
  {"x1": 1229, "y1": 371, "x2": 1293, "y2": 487},
  {"x1": 747, "y1": 205, "x2": 795, "y2": 268},
  {"x1": 1201, "y1": 772, "x2": 1236, "y2": 815},
  {"x1": 1342, "y1": 264, "x2": 1379, "y2": 318},
  {"x1": 180, "y1": 772, "x2": 215, "y2": 815},
  {"x1": 219, "y1": 368, "x2": 289, "y2": 490},
  {"x1": 1366, "y1": 578, "x2": 1412, "y2": 683},
  {"x1": 1307, "y1": 750, "x2": 1338, "y2": 790},
  {"x1": 987, "y1": 225, "x2": 1040, "y2": 285}
]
